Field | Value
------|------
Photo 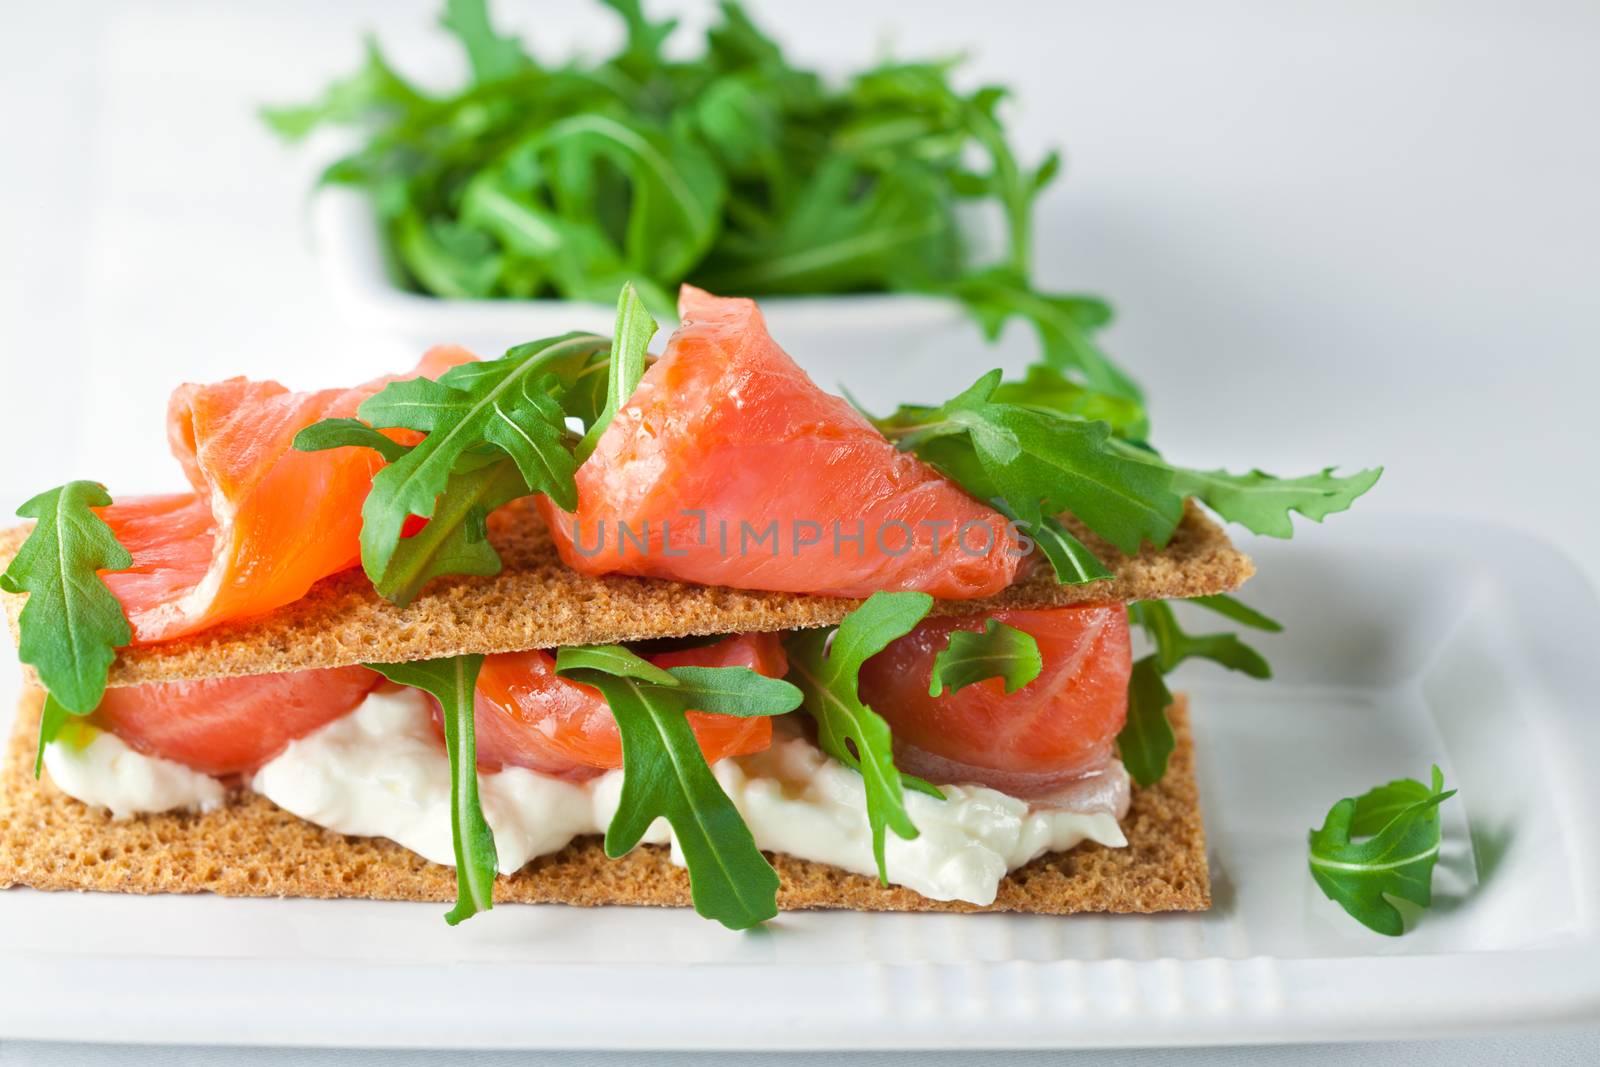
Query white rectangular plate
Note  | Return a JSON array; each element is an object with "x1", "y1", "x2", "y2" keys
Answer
[{"x1": 1, "y1": 514, "x2": 1597, "y2": 1048}]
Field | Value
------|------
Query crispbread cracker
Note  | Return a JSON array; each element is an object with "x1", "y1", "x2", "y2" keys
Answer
[
  {"x1": 0, "y1": 499, "x2": 1250, "y2": 687},
  {"x1": 0, "y1": 690, "x2": 1208, "y2": 914}
]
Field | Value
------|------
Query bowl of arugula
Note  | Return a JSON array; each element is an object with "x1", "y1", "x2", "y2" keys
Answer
[{"x1": 267, "y1": 0, "x2": 1140, "y2": 401}]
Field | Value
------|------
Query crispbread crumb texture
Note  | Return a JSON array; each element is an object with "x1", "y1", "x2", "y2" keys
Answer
[
  {"x1": 0, "y1": 499, "x2": 1252, "y2": 688},
  {"x1": 0, "y1": 692, "x2": 1209, "y2": 915}
]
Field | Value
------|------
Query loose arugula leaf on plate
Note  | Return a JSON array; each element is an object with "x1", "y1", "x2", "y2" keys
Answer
[
  {"x1": 927, "y1": 617, "x2": 1042, "y2": 697},
  {"x1": 1170, "y1": 466, "x2": 1383, "y2": 539},
  {"x1": 1308, "y1": 766, "x2": 1456, "y2": 936},
  {"x1": 367, "y1": 656, "x2": 496, "y2": 926},
  {"x1": 785, "y1": 591, "x2": 940, "y2": 882},
  {"x1": 576, "y1": 282, "x2": 656, "y2": 462},
  {"x1": 1, "y1": 482, "x2": 132, "y2": 715},
  {"x1": 553, "y1": 644, "x2": 801, "y2": 929},
  {"x1": 1117, "y1": 655, "x2": 1175, "y2": 788}
]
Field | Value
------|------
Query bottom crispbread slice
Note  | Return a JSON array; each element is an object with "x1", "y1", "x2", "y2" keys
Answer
[{"x1": 0, "y1": 691, "x2": 1208, "y2": 914}]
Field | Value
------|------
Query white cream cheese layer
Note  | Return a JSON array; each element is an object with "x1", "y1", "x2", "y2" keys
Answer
[
  {"x1": 48, "y1": 688, "x2": 1128, "y2": 907},
  {"x1": 43, "y1": 728, "x2": 225, "y2": 821}
]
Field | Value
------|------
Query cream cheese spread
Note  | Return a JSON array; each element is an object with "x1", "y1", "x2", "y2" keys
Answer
[
  {"x1": 47, "y1": 687, "x2": 1128, "y2": 907},
  {"x1": 43, "y1": 728, "x2": 225, "y2": 820}
]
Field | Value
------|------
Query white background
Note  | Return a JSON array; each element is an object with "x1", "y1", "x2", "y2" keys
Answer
[{"x1": 0, "y1": 0, "x2": 1597, "y2": 1060}]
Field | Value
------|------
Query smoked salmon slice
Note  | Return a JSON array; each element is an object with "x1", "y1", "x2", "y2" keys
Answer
[
  {"x1": 466, "y1": 632, "x2": 788, "y2": 779},
  {"x1": 541, "y1": 286, "x2": 1019, "y2": 599},
  {"x1": 97, "y1": 347, "x2": 475, "y2": 644},
  {"x1": 856, "y1": 605, "x2": 1132, "y2": 798},
  {"x1": 91, "y1": 666, "x2": 379, "y2": 775}
]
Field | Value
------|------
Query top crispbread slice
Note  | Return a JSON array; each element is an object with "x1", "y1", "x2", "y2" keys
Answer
[{"x1": 0, "y1": 498, "x2": 1252, "y2": 687}]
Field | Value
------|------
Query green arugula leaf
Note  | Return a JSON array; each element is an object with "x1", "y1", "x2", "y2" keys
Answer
[
  {"x1": 554, "y1": 644, "x2": 801, "y2": 929},
  {"x1": 663, "y1": 666, "x2": 804, "y2": 716},
  {"x1": 260, "y1": 38, "x2": 425, "y2": 142},
  {"x1": 1026, "y1": 514, "x2": 1114, "y2": 584},
  {"x1": 34, "y1": 694, "x2": 75, "y2": 778},
  {"x1": 876, "y1": 369, "x2": 1184, "y2": 559},
  {"x1": 265, "y1": 1, "x2": 1149, "y2": 395},
  {"x1": 1191, "y1": 593, "x2": 1284, "y2": 633},
  {"x1": 378, "y1": 455, "x2": 531, "y2": 605},
  {"x1": 556, "y1": 643, "x2": 679, "y2": 686},
  {"x1": 576, "y1": 282, "x2": 656, "y2": 462},
  {"x1": 439, "y1": 0, "x2": 531, "y2": 85},
  {"x1": 1, "y1": 482, "x2": 132, "y2": 714},
  {"x1": 1171, "y1": 466, "x2": 1383, "y2": 539},
  {"x1": 1118, "y1": 594, "x2": 1278, "y2": 786},
  {"x1": 353, "y1": 331, "x2": 607, "y2": 598},
  {"x1": 785, "y1": 591, "x2": 939, "y2": 882},
  {"x1": 949, "y1": 268, "x2": 1146, "y2": 409},
  {"x1": 367, "y1": 656, "x2": 496, "y2": 925},
  {"x1": 600, "y1": 0, "x2": 678, "y2": 75},
  {"x1": 927, "y1": 618, "x2": 1042, "y2": 697},
  {"x1": 1130, "y1": 600, "x2": 1271, "y2": 680},
  {"x1": 1117, "y1": 656, "x2": 1175, "y2": 788},
  {"x1": 290, "y1": 418, "x2": 410, "y2": 463},
  {"x1": 1308, "y1": 766, "x2": 1456, "y2": 936},
  {"x1": 989, "y1": 363, "x2": 1148, "y2": 440}
]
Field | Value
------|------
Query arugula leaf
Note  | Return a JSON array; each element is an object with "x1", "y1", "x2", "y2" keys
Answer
[
  {"x1": 439, "y1": 0, "x2": 531, "y2": 85},
  {"x1": 554, "y1": 644, "x2": 802, "y2": 929},
  {"x1": 1130, "y1": 600, "x2": 1271, "y2": 680},
  {"x1": 663, "y1": 665, "x2": 805, "y2": 716},
  {"x1": 785, "y1": 591, "x2": 939, "y2": 882},
  {"x1": 1119, "y1": 594, "x2": 1278, "y2": 785},
  {"x1": 927, "y1": 617, "x2": 1042, "y2": 697},
  {"x1": 949, "y1": 268, "x2": 1146, "y2": 407},
  {"x1": 1171, "y1": 466, "x2": 1383, "y2": 539},
  {"x1": 1, "y1": 482, "x2": 132, "y2": 715},
  {"x1": 295, "y1": 417, "x2": 531, "y2": 606},
  {"x1": 290, "y1": 418, "x2": 410, "y2": 463},
  {"x1": 600, "y1": 0, "x2": 678, "y2": 75},
  {"x1": 576, "y1": 282, "x2": 656, "y2": 462},
  {"x1": 367, "y1": 656, "x2": 496, "y2": 925},
  {"x1": 1117, "y1": 655, "x2": 1174, "y2": 788},
  {"x1": 875, "y1": 369, "x2": 1184, "y2": 559},
  {"x1": 556, "y1": 643, "x2": 679, "y2": 685},
  {"x1": 378, "y1": 456, "x2": 532, "y2": 605},
  {"x1": 260, "y1": 38, "x2": 425, "y2": 142},
  {"x1": 989, "y1": 363, "x2": 1148, "y2": 440},
  {"x1": 266, "y1": 1, "x2": 1147, "y2": 396},
  {"x1": 1026, "y1": 514, "x2": 1115, "y2": 584},
  {"x1": 1191, "y1": 593, "x2": 1284, "y2": 633},
  {"x1": 1308, "y1": 766, "x2": 1456, "y2": 936},
  {"x1": 34, "y1": 694, "x2": 74, "y2": 779},
  {"x1": 353, "y1": 331, "x2": 608, "y2": 599}
]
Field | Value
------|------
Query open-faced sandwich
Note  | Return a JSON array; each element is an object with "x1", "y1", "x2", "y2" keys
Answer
[{"x1": 0, "y1": 286, "x2": 1377, "y2": 928}]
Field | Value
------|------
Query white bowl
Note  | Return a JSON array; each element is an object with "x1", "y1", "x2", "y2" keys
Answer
[{"x1": 312, "y1": 187, "x2": 975, "y2": 391}]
